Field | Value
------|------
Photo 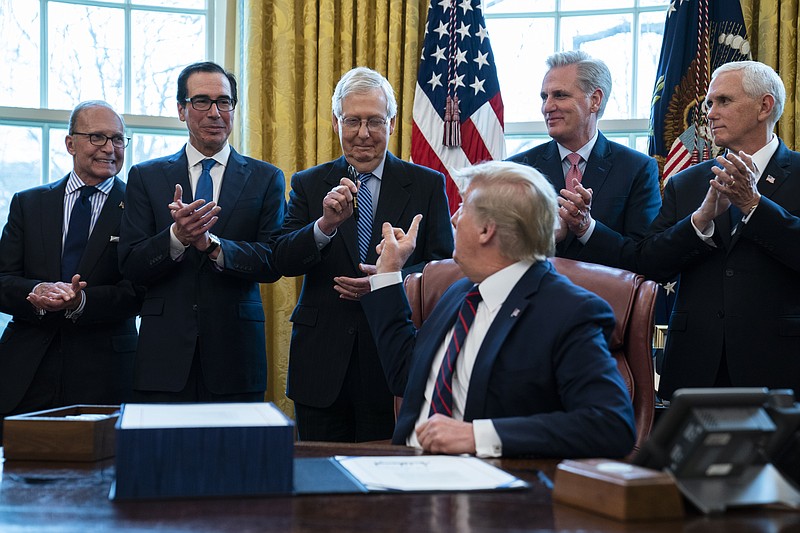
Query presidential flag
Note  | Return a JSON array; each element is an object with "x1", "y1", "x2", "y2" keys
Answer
[
  {"x1": 411, "y1": 0, "x2": 505, "y2": 214},
  {"x1": 649, "y1": 0, "x2": 750, "y2": 186}
]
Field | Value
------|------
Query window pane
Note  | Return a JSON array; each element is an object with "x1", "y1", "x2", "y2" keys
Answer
[
  {"x1": 130, "y1": 133, "x2": 188, "y2": 175},
  {"x1": 48, "y1": 4, "x2": 125, "y2": 111},
  {"x1": 484, "y1": 0, "x2": 556, "y2": 14},
  {"x1": 135, "y1": 0, "x2": 205, "y2": 7},
  {"x1": 635, "y1": 135, "x2": 649, "y2": 154},
  {"x1": 0, "y1": 125, "x2": 42, "y2": 227},
  {"x1": 560, "y1": 14, "x2": 633, "y2": 120},
  {"x1": 639, "y1": 0, "x2": 670, "y2": 6},
  {"x1": 560, "y1": 0, "x2": 633, "y2": 9},
  {"x1": 0, "y1": 0, "x2": 40, "y2": 108},
  {"x1": 131, "y1": 11, "x2": 206, "y2": 116},
  {"x1": 505, "y1": 136, "x2": 550, "y2": 157},
  {"x1": 487, "y1": 18, "x2": 555, "y2": 123},
  {"x1": 638, "y1": 10, "x2": 667, "y2": 118},
  {"x1": 49, "y1": 128, "x2": 72, "y2": 182},
  {"x1": 605, "y1": 134, "x2": 632, "y2": 148}
]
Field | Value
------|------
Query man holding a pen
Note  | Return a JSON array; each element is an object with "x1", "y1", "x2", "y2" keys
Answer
[{"x1": 273, "y1": 66, "x2": 453, "y2": 443}]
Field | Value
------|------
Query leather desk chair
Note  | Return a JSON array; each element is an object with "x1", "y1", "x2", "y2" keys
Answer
[{"x1": 401, "y1": 257, "x2": 657, "y2": 454}]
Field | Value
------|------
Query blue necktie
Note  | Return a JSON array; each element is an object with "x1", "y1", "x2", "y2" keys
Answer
[
  {"x1": 195, "y1": 158, "x2": 215, "y2": 202},
  {"x1": 61, "y1": 185, "x2": 98, "y2": 281},
  {"x1": 356, "y1": 173, "x2": 374, "y2": 263},
  {"x1": 429, "y1": 285, "x2": 482, "y2": 417},
  {"x1": 729, "y1": 204, "x2": 743, "y2": 234}
]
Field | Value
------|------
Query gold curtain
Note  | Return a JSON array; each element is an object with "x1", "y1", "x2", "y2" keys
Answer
[
  {"x1": 740, "y1": 0, "x2": 800, "y2": 149},
  {"x1": 235, "y1": 0, "x2": 429, "y2": 418}
]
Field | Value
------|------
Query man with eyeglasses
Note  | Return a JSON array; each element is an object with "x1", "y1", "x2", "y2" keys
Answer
[
  {"x1": 0, "y1": 101, "x2": 143, "y2": 440},
  {"x1": 119, "y1": 61, "x2": 286, "y2": 403},
  {"x1": 273, "y1": 66, "x2": 454, "y2": 442}
]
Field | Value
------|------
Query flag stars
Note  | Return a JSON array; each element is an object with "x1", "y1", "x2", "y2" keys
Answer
[
  {"x1": 438, "y1": 0, "x2": 452, "y2": 10},
  {"x1": 428, "y1": 71, "x2": 443, "y2": 91},
  {"x1": 469, "y1": 77, "x2": 486, "y2": 95},
  {"x1": 455, "y1": 48, "x2": 468, "y2": 66},
  {"x1": 432, "y1": 45, "x2": 447, "y2": 63},
  {"x1": 458, "y1": 0, "x2": 473, "y2": 14},
  {"x1": 456, "y1": 21, "x2": 471, "y2": 40},
  {"x1": 475, "y1": 24, "x2": 489, "y2": 43},
  {"x1": 473, "y1": 50, "x2": 489, "y2": 70},
  {"x1": 434, "y1": 20, "x2": 449, "y2": 40},
  {"x1": 449, "y1": 73, "x2": 465, "y2": 89}
]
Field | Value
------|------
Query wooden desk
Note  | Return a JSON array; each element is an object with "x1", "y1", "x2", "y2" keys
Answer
[{"x1": 1, "y1": 442, "x2": 798, "y2": 532}]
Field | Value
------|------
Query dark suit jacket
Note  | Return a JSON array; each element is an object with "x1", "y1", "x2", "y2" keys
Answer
[
  {"x1": 508, "y1": 133, "x2": 661, "y2": 258},
  {"x1": 583, "y1": 140, "x2": 800, "y2": 399},
  {"x1": 118, "y1": 146, "x2": 285, "y2": 395},
  {"x1": 0, "y1": 176, "x2": 141, "y2": 413},
  {"x1": 361, "y1": 261, "x2": 636, "y2": 458},
  {"x1": 272, "y1": 153, "x2": 454, "y2": 408}
]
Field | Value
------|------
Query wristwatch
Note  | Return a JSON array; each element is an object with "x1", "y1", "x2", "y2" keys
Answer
[{"x1": 203, "y1": 234, "x2": 220, "y2": 255}]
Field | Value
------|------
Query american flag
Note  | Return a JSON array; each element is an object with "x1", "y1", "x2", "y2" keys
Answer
[{"x1": 411, "y1": 0, "x2": 505, "y2": 214}]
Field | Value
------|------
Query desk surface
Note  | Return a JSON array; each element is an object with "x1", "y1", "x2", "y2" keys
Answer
[{"x1": 1, "y1": 442, "x2": 799, "y2": 532}]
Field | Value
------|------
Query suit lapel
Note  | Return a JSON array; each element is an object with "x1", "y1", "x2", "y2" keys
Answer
[
  {"x1": 214, "y1": 148, "x2": 250, "y2": 235},
  {"x1": 326, "y1": 157, "x2": 361, "y2": 269},
  {"x1": 462, "y1": 262, "x2": 547, "y2": 420},
  {"x1": 77, "y1": 179, "x2": 125, "y2": 280},
  {"x1": 537, "y1": 141, "x2": 565, "y2": 190},
  {"x1": 44, "y1": 177, "x2": 68, "y2": 281},
  {"x1": 371, "y1": 153, "x2": 411, "y2": 263},
  {"x1": 582, "y1": 133, "x2": 612, "y2": 193}
]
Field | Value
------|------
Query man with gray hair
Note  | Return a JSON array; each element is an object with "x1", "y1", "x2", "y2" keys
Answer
[
  {"x1": 273, "y1": 66, "x2": 453, "y2": 442},
  {"x1": 359, "y1": 160, "x2": 635, "y2": 457},
  {"x1": 508, "y1": 50, "x2": 660, "y2": 259},
  {"x1": 560, "y1": 60, "x2": 800, "y2": 399}
]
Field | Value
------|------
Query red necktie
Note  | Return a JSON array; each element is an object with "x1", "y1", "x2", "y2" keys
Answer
[
  {"x1": 566, "y1": 152, "x2": 583, "y2": 193},
  {"x1": 429, "y1": 285, "x2": 482, "y2": 417}
]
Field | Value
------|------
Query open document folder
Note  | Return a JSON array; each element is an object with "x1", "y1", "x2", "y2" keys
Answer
[{"x1": 293, "y1": 455, "x2": 528, "y2": 494}]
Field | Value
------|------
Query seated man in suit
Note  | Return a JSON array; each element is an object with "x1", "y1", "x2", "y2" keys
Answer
[
  {"x1": 359, "y1": 160, "x2": 635, "y2": 458},
  {"x1": 508, "y1": 50, "x2": 660, "y2": 259},
  {"x1": 0, "y1": 101, "x2": 142, "y2": 441},
  {"x1": 557, "y1": 60, "x2": 800, "y2": 400}
]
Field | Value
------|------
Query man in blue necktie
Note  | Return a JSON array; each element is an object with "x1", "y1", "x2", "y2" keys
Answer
[
  {"x1": 0, "y1": 101, "x2": 142, "y2": 442},
  {"x1": 361, "y1": 161, "x2": 635, "y2": 458},
  {"x1": 273, "y1": 67, "x2": 454, "y2": 442}
]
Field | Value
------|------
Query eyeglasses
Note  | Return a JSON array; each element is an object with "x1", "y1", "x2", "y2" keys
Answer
[
  {"x1": 184, "y1": 96, "x2": 236, "y2": 112},
  {"x1": 339, "y1": 117, "x2": 389, "y2": 133},
  {"x1": 72, "y1": 132, "x2": 130, "y2": 148}
]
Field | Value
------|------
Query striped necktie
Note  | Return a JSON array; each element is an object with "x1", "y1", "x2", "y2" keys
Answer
[{"x1": 356, "y1": 173, "x2": 374, "y2": 263}]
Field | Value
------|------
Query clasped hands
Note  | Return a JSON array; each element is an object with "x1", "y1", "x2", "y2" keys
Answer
[
  {"x1": 169, "y1": 184, "x2": 220, "y2": 250},
  {"x1": 692, "y1": 150, "x2": 761, "y2": 230},
  {"x1": 28, "y1": 274, "x2": 86, "y2": 312},
  {"x1": 556, "y1": 179, "x2": 594, "y2": 241}
]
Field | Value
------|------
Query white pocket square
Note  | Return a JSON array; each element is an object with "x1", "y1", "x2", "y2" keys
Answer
[{"x1": 110, "y1": 236, "x2": 120, "y2": 243}]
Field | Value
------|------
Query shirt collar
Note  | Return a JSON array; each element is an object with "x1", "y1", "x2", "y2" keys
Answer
[
  {"x1": 749, "y1": 134, "x2": 779, "y2": 180},
  {"x1": 556, "y1": 130, "x2": 598, "y2": 163},
  {"x1": 185, "y1": 142, "x2": 231, "y2": 169},
  {"x1": 66, "y1": 172, "x2": 114, "y2": 196},
  {"x1": 353, "y1": 155, "x2": 387, "y2": 181},
  {"x1": 477, "y1": 260, "x2": 535, "y2": 312}
]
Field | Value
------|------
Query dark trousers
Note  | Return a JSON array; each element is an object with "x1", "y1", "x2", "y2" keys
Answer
[{"x1": 294, "y1": 343, "x2": 394, "y2": 443}]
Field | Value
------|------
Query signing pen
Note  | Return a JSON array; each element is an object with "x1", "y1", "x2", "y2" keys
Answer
[{"x1": 348, "y1": 164, "x2": 359, "y2": 222}]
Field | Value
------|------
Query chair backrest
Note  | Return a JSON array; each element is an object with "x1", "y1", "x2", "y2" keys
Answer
[{"x1": 402, "y1": 257, "x2": 657, "y2": 454}]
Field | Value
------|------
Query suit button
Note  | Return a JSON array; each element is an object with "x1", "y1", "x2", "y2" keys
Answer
[
  {"x1": 192, "y1": 305, "x2": 198, "y2": 312},
  {"x1": 725, "y1": 269, "x2": 734, "y2": 277},
  {"x1": 347, "y1": 327, "x2": 355, "y2": 335},
  {"x1": 717, "y1": 310, "x2": 725, "y2": 318}
]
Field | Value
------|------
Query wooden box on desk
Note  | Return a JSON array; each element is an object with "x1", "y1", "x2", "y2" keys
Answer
[
  {"x1": 553, "y1": 459, "x2": 684, "y2": 521},
  {"x1": 112, "y1": 402, "x2": 294, "y2": 500},
  {"x1": 3, "y1": 405, "x2": 119, "y2": 461}
]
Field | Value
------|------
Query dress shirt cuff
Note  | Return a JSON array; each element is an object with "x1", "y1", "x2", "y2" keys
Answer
[
  {"x1": 169, "y1": 224, "x2": 190, "y2": 260},
  {"x1": 742, "y1": 202, "x2": 759, "y2": 224},
  {"x1": 313, "y1": 220, "x2": 335, "y2": 250},
  {"x1": 691, "y1": 217, "x2": 716, "y2": 245},
  {"x1": 369, "y1": 271, "x2": 403, "y2": 291},
  {"x1": 64, "y1": 290, "x2": 86, "y2": 321},
  {"x1": 473, "y1": 419, "x2": 503, "y2": 458},
  {"x1": 576, "y1": 218, "x2": 596, "y2": 244},
  {"x1": 31, "y1": 283, "x2": 46, "y2": 316}
]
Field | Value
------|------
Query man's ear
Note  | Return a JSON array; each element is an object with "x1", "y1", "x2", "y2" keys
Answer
[
  {"x1": 478, "y1": 221, "x2": 496, "y2": 245},
  {"x1": 758, "y1": 93, "x2": 776, "y2": 123},
  {"x1": 590, "y1": 88, "x2": 603, "y2": 114},
  {"x1": 178, "y1": 102, "x2": 187, "y2": 122},
  {"x1": 65, "y1": 135, "x2": 76, "y2": 156}
]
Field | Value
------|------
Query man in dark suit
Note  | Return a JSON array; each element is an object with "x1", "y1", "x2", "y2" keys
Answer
[
  {"x1": 0, "y1": 101, "x2": 142, "y2": 440},
  {"x1": 559, "y1": 60, "x2": 800, "y2": 400},
  {"x1": 360, "y1": 161, "x2": 635, "y2": 457},
  {"x1": 273, "y1": 67, "x2": 454, "y2": 442},
  {"x1": 119, "y1": 62, "x2": 285, "y2": 402},
  {"x1": 507, "y1": 50, "x2": 660, "y2": 259}
]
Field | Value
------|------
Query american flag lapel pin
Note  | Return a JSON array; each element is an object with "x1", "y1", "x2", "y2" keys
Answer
[
  {"x1": 766, "y1": 175, "x2": 775, "y2": 184},
  {"x1": 511, "y1": 308, "x2": 521, "y2": 318}
]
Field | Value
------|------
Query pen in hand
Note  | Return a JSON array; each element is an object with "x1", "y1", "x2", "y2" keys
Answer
[{"x1": 348, "y1": 164, "x2": 359, "y2": 222}]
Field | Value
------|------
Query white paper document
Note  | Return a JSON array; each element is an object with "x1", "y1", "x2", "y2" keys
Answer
[
  {"x1": 334, "y1": 455, "x2": 528, "y2": 491},
  {"x1": 119, "y1": 402, "x2": 291, "y2": 429}
]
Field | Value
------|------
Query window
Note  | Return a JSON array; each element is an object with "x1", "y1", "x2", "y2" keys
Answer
[
  {"x1": 0, "y1": 0, "x2": 226, "y2": 331},
  {"x1": 483, "y1": 0, "x2": 670, "y2": 156}
]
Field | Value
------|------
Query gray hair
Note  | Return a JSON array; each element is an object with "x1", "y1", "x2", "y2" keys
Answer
[
  {"x1": 546, "y1": 50, "x2": 612, "y2": 118},
  {"x1": 331, "y1": 67, "x2": 397, "y2": 119},
  {"x1": 712, "y1": 60, "x2": 785, "y2": 125},
  {"x1": 454, "y1": 161, "x2": 557, "y2": 262},
  {"x1": 68, "y1": 100, "x2": 123, "y2": 134}
]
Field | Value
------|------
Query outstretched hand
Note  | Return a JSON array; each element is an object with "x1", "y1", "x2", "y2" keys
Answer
[{"x1": 375, "y1": 214, "x2": 422, "y2": 274}]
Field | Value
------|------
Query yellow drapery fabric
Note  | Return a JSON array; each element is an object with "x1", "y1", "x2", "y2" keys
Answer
[
  {"x1": 741, "y1": 0, "x2": 800, "y2": 148},
  {"x1": 235, "y1": 0, "x2": 429, "y2": 418}
]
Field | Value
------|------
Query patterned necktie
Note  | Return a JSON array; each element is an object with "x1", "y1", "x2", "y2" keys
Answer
[
  {"x1": 195, "y1": 158, "x2": 215, "y2": 202},
  {"x1": 429, "y1": 285, "x2": 483, "y2": 417},
  {"x1": 61, "y1": 185, "x2": 99, "y2": 281},
  {"x1": 565, "y1": 152, "x2": 583, "y2": 193},
  {"x1": 356, "y1": 173, "x2": 374, "y2": 263}
]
